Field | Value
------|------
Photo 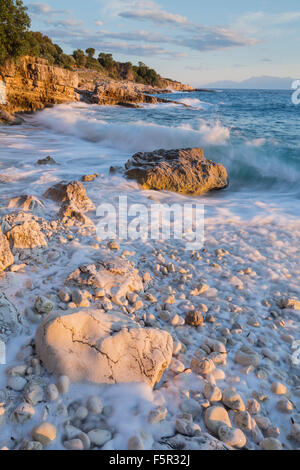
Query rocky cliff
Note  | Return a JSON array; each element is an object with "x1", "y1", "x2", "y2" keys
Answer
[
  {"x1": 0, "y1": 56, "x2": 79, "y2": 116},
  {"x1": 0, "y1": 57, "x2": 194, "y2": 122}
]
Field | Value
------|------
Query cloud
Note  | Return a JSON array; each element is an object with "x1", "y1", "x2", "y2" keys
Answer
[
  {"x1": 95, "y1": 29, "x2": 170, "y2": 43},
  {"x1": 234, "y1": 10, "x2": 300, "y2": 35},
  {"x1": 94, "y1": 20, "x2": 104, "y2": 27},
  {"x1": 119, "y1": 9, "x2": 190, "y2": 26},
  {"x1": 28, "y1": 2, "x2": 68, "y2": 16}
]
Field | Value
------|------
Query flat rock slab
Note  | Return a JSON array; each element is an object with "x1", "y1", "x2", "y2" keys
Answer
[
  {"x1": 35, "y1": 309, "x2": 173, "y2": 388},
  {"x1": 124, "y1": 147, "x2": 228, "y2": 194}
]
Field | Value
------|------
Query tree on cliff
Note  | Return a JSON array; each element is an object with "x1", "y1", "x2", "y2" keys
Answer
[{"x1": 0, "y1": 0, "x2": 31, "y2": 64}]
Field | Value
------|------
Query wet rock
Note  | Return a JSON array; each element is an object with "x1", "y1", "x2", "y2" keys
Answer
[
  {"x1": 218, "y1": 425, "x2": 246, "y2": 448},
  {"x1": 57, "y1": 375, "x2": 70, "y2": 395},
  {"x1": 222, "y1": 388, "x2": 245, "y2": 411},
  {"x1": 0, "y1": 227, "x2": 14, "y2": 271},
  {"x1": 161, "y1": 432, "x2": 230, "y2": 450},
  {"x1": 235, "y1": 348, "x2": 260, "y2": 367},
  {"x1": 246, "y1": 398, "x2": 260, "y2": 415},
  {"x1": 35, "y1": 308, "x2": 173, "y2": 388},
  {"x1": 261, "y1": 437, "x2": 282, "y2": 450},
  {"x1": 66, "y1": 256, "x2": 143, "y2": 305},
  {"x1": 63, "y1": 439, "x2": 84, "y2": 450},
  {"x1": 7, "y1": 375, "x2": 27, "y2": 391},
  {"x1": 124, "y1": 148, "x2": 228, "y2": 194},
  {"x1": 34, "y1": 296, "x2": 54, "y2": 314},
  {"x1": 19, "y1": 440, "x2": 43, "y2": 450},
  {"x1": 81, "y1": 173, "x2": 98, "y2": 182},
  {"x1": 87, "y1": 396, "x2": 103, "y2": 414},
  {"x1": 88, "y1": 429, "x2": 112, "y2": 447},
  {"x1": 46, "y1": 384, "x2": 59, "y2": 401},
  {"x1": 277, "y1": 297, "x2": 300, "y2": 310},
  {"x1": 148, "y1": 406, "x2": 168, "y2": 424},
  {"x1": 203, "y1": 383, "x2": 222, "y2": 402},
  {"x1": 271, "y1": 382, "x2": 287, "y2": 395},
  {"x1": 204, "y1": 406, "x2": 231, "y2": 435},
  {"x1": 37, "y1": 156, "x2": 56, "y2": 165},
  {"x1": 8, "y1": 195, "x2": 45, "y2": 216},
  {"x1": 32, "y1": 422, "x2": 57, "y2": 446},
  {"x1": 175, "y1": 416, "x2": 201, "y2": 436},
  {"x1": 277, "y1": 398, "x2": 293, "y2": 413},
  {"x1": 190, "y1": 357, "x2": 215, "y2": 376},
  {"x1": 13, "y1": 402, "x2": 35, "y2": 424},
  {"x1": 7, "y1": 220, "x2": 47, "y2": 249},
  {"x1": 24, "y1": 382, "x2": 44, "y2": 406},
  {"x1": 44, "y1": 180, "x2": 95, "y2": 213},
  {"x1": 185, "y1": 310, "x2": 204, "y2": 327}
]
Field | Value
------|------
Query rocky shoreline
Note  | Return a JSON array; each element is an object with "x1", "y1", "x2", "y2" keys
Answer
[
  {"x1": 0, "y1": 57, "x2": 195, "y2": 124},
  {"x1": 0, "y1": 145, "x2": 299, "y2": 450}
]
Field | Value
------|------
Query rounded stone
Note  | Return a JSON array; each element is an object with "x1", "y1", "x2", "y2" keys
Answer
[
  {"x1": 57, "y1": 375, "x2": 70, "y2": 395},
  {"x1": 7, "y1": 376, "x2": 27, "y2": 391},
  {"x1": 63, "y1": 439, "x2": 84, "y2": 450},
  {"x1": 218, "y1": 425, "x2": 246, "y2": 448},
  {"x1": 261, "y1": 437, "x2": 282, "y2": 450},
  {"x1": 204, "y1": 406, "x2": 231, "y2": 434},
  {"x1": 277, "y1": 398, "x2": 293, "y2": 413},
  {"x1": 47, "y1": 384, "x2": 59, "y2": 401},
  {"x1": 204, "y1": 383, "x2": 222, "y2": 402},
  {"x1": 246, "y1": 398, "x2": 260, "y2": 415},
  {"x1": 87, "y1": 396, "x2": 103, "y2": 414},
  {"x1": 32, "y1": 422, "x2": 57, "y2": 446},
  {"x1": 271, "y1": 382, "x2": 287, "y2": 395},
  {"x1": 222, "y1": 388, "x2": 245, "y2": 411},
  {"x1": 87, "y1": 429, "x2": 112, "y2": 447}
]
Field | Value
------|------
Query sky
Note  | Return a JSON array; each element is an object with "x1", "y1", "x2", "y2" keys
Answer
[{"x1": 23, "y1": 0, "x2": 300, "y2": 86}]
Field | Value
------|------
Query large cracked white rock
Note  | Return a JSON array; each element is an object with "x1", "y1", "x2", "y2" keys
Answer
[{"x1": 35, "y1": 309, "x2": 173, "y2": 388}]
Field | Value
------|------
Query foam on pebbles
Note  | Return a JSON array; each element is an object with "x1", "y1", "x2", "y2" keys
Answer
[{"x1": 0, "y1": 185, "x2": 300, "y2": 451}]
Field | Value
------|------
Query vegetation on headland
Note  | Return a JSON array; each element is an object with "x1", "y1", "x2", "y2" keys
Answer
[{"x1": 0, "y1": 0, "x2": 164, "y2": 87}]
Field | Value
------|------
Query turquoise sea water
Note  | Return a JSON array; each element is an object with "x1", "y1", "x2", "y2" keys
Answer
[{"x1": 0, "y1": 89, "x2": 299, "y2": 222}]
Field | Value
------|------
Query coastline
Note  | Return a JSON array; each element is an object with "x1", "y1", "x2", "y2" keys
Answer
[
  {"x1": 0, "y1": 56, "x2": 195, "y2": 124},
  {"x1": 0, "y1": 83, "x2": 299, "y2": 451}
]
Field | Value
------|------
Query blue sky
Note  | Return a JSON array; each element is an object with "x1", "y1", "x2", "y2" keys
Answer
[{"x1": 23, "y1": 0, "x2": 300, "y2": 86}]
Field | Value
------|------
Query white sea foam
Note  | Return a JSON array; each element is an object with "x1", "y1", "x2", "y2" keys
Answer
[{"x1": 33, "y1": 104, "x2": 230, "y2": 151}]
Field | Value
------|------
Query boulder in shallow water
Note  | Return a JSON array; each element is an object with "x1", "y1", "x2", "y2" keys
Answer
[
  {"x1": 35, "y1": 308, "x2": 173, "y2": 388},
  {"x1": 0, "y1": 227, "x2": 14, "y2": 271},
  {"x1": 124, "y1": 148, "x2": 228, "y2": 194},
  {"x1": 44, "y1": 180, "x2": 95, "y2": 213}
]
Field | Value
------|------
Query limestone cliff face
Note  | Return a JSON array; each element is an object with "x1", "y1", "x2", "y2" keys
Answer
[{"x1": 0, "y1": 56, "x2": 79, "y2": 114}]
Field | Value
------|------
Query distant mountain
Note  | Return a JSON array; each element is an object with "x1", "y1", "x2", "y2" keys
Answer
[{"x1": 201, "y1": 76, "x2": 295, "y2": 90}]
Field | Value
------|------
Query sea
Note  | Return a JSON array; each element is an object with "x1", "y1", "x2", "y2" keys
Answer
[{"x1": 0, "y1": 89, "x2": 299, "y2": 228}]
